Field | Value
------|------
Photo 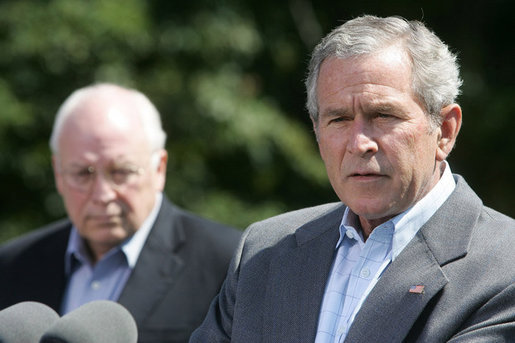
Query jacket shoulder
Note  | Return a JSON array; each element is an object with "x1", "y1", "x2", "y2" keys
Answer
[
  {"x1": 473, "y1": 205, "x2": 515, "y2": 257},
  {"x1": 242, "y1": 202, "x2": 343, "y2": 253},
  {"x1": 481, "y1": 206, "x2": 514, "y2": 227},
  {"x1": 0, "y1": 219, "x2": 71, "y2": 263},
  {"x1": 0, "y1": 220, "x2": 70, "y2": 310},
  {"x1": 167, "y1": 201, "x2": 241, "y2": 236},
  {"x1": 151, "y1": 198, "x2": 242, "y2": 259}
]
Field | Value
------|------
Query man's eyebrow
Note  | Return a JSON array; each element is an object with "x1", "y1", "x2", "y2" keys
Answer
[
  {"x1": 320, "y1": 108, "x2": 352, "y2": 118},
  {"x1": 319, "y1": 102, "x2": 406, "y2": 118},
  {"x1": 66, "y1": 161, "x2": 92, "y2": 168},
  {"x1": 364, "y1": 102, "x2": 398, "y2": 113}
]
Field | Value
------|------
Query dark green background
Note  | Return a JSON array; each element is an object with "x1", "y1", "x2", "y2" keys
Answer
[{"x1": 1, "y1": 0, "x2": 513, "y2": 242}]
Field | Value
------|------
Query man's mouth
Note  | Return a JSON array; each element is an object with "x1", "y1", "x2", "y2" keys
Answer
[{"x1": 348, "y1": 172, "x2": 384, "y2": 180}]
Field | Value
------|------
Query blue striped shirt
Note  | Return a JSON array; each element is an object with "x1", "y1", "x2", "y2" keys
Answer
[{"x1": 315, "y1": 163, "x2": 456, "y2": 342}]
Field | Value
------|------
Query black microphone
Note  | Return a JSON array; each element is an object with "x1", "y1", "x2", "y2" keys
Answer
[
  {"x1": 0, "y1": 301, "x2": 59, "y2": 343},
  {"x1": 39, "y1": 300, "x2": 137, "y2": 343}
]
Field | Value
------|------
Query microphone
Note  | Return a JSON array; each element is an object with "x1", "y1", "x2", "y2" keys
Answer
[
  {"x1": 0, "y1": 301, "x2": 59, "y2": 343},
  {"x1": 40, "y1": 300, "x2": 137, "y2": 343}
]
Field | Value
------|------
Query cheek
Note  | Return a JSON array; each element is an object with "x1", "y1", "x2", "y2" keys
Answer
[
  {"x1": 412, "y1": 131, "x2": 439, "y2": 168},
  {"x1": 61, "y1": 191, "x2": 88, "y2": 221},
  {"x1": 120, "y1": 192, "x2": 141, "y2": 213},
  {"x1": 123, "y1": 181, "x2": 157, "y2": 217},
  {"x1": 123, "y1": 195, "x2": 153, "y2": 230},
  {"x1": 378, "y1": 131, "x2": 420, "y2": 180},
  {"x1": 318, "y1": 131, "x2": 344, "y2": 163},
  {"x1": 390, "y1": 125, "x2": 425, "y2": 157},
  {"x1": 389, "y1": 130, "x2": 438, "y2": 185}
]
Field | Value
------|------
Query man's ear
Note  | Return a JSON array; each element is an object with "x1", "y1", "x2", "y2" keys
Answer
[
  {"x1": 312, "y1": 117, "x2": 320, "y2": 143},
  {"x1": 436, "y1": 104, "x2": 462, "y2": 161},
  {"x1": 154, "y1": 149, "x2": 168, "y2": 192},
  {"x1": 52, "y1": 155, "x2": 64, "y2": 195}
]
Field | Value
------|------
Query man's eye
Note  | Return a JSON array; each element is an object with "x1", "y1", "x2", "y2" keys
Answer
[
  {"x1": 112, "y1": 168, "x2": 133, "y2": 175},
  {"x1": 70, "y1": 168, "x2": 94, "y2": 184},
  {"x1": 376, "y1": 112, "x2": 398, "y2": 119},
  {"x1": 330, "y1": 116, "x2": 351, "y2": 123},
  {"x1": 110, "y1": 168, "x2": 135, "y2": 183},
  {"x1": 75, "y1": 169, "x2": 94, "y2": 177},
  {"x1": 111, "y1": 168, "x2": 133, "y2": 177}
]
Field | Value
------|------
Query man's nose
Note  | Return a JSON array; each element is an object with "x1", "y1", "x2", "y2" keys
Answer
[
  {"x1": 89, "y1": 173, "x2": 117, "y2": 203},
  {"x1": 346, "y1": 119, "x2": 378, "y2": 156}
]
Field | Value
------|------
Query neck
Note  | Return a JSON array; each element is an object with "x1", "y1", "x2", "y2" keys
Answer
[
  {"x1": 358, "y1": 162, "x2": 446, "y2": 240},
  {"x1": 85, "y1": 241, "x2": 114, "y2": 265},
  {"x1": 358, "y1": 215, "x2": 394, "y2": 240}
]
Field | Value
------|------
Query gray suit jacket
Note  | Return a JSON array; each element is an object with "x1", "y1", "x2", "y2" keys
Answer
[
  {"x1": 191, "y1": 175, "x2": 515, "y2": 342},
  {"x1": 0, "y1": 196, "x2": 241, "y2": 343}
]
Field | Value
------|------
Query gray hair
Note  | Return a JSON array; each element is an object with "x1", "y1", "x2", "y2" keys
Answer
[
  {"x1": 306, "y1": 15, "x2": 462, "y2": 127},
  {"x1": 49, "y1": 83, "x2": 167, "y2": 155}
]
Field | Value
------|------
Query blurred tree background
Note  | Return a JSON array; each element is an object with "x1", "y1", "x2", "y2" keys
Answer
[{"x1": 0, "y1": 0, "x2": 513, "y2": 243}]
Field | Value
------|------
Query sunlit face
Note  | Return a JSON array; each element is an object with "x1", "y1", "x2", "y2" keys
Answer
[
  {"x1": 54, "y1": 96, "x2": 167, "y2": 260},
  {"x1": 315, "y1": 47, "x2": 444, "y2": 231}
]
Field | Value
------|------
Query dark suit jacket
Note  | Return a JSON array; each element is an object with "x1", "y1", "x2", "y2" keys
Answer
[
  {"x1": 0, "y1": 196, "x2": 241, "y2": 343},
  {"x1": 190, "y1": 175, "x2": 515, "y2": 342}
]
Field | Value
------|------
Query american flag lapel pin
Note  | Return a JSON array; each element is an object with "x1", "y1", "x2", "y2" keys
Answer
[{"x1": 409, "y1": 285, "x2": 425, "y2": 294}]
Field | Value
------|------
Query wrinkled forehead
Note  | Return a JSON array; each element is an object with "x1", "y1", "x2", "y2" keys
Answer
[
  {"x1": 318, "y1": 48, "x2": 414, "y2": 95},
  {"x1": 56, "y1": 136, "x2": 153, "y2": 168},
  {"x1": 57, "y1": 99, "x2": 152, "y2": 164}
]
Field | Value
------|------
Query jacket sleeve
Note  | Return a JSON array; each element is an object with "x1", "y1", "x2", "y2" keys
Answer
[
  {"x1": 189, "y1": 228, "x2": 248, "y2": 343},
  {"x1": 447, "y1": 282, "x2": 515, "y2": 342}
]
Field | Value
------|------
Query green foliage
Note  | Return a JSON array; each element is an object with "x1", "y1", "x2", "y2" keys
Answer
[{"x1": 0, "y1": 0, "x2": 513, "y2": 243}]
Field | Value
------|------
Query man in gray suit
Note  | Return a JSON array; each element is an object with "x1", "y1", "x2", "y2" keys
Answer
[{"x1": 191, "y1": 15, "x2": 515, "y2": 342}]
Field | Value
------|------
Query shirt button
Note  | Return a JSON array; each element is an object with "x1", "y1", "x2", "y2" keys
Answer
[
  {"x1": 91, "y1": 281, "x2": 101, "y2": 290},
  {"x1": 360, "y1": 267, "x2": 370, "y2": 278},
  {"x1": 345, "y1": 230, "x2": 355, "y2": 239}
]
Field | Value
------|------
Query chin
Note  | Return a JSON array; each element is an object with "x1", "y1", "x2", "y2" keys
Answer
[
  {"x1": 92, "y1": 226, "x2": 129, "y2": 241},
  {"x1": 350, "y1": 203, "x2": 395, "y2": 220}
]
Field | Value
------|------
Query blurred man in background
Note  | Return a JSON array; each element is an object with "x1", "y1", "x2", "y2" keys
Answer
[
  {"x1": 0, "y1": 83, "x2": 241, "y2": 342},
  {"x1": 191, "y1": 15, "x2": 515, "y2": 342}
]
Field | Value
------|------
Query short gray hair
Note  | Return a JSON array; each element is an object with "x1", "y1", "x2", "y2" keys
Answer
[
  {"x1": 49, "y1": 83, "x2": 167, "y2": 155},
  {"x1": 306, "y1": 15, "x2": 462, "y2": 127}
]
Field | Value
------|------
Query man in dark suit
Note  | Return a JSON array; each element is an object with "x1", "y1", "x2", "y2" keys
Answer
[
  {"x1": 0, "y1": 83, "x2": 241, "y2": 342},
  {"x1": 191, "y1": 15, "x2": 515, "y2": 342}
]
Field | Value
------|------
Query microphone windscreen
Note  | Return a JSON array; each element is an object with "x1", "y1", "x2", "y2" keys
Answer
[
  {"x1": 0, "y1": 301, "x2": 59, "y2": 343},
  {"x1": 40, "y1": 300, "x2": 137, "y2": 343}
]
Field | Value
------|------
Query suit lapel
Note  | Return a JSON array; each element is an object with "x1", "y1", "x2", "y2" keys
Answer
[
  {"x1": 345, "y1": 175, "x2": 482, "y2": 342},
  {"x1": 37, "y1": 222, "x2": 71, "y2": 312},
  {"x1": 263, "y1": 205, "x2": 344, "y2": 342},
  {"x1": 118, "y1": 198, "x2": 185, "y2": 326},
  {"x1": 344, "y1": 233, "x2": 448, "y2": 342}
]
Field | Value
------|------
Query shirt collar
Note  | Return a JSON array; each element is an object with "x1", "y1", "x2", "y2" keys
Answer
[
  {"x1": 337, "y1": 209, "x2": 363, "y2": 248},
  {"x1": 65, "y1": 192, "x2": 163, "y2": 274},
  {"x1": 122, "y1": 192, "x2": 162, "y2": 267},
  {"x1": 390, "y1": 161, "x2": 455, "y2": 259},
  {"x1": 336, "y1": 161, "x2": 455, "y2": 255}
]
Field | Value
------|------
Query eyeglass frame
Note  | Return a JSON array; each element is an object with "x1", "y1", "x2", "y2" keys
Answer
[{"x1": 56, "y1": 152, "x2": 161, "y2": 194}]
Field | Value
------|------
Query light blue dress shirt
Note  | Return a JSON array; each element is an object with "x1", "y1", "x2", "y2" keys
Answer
[
  {"x1": 315, "y1": 163, "x2": 456, "y2": 343},
  {"x1": 60, "y1": 193, "x2": 162, "y2": 315}
]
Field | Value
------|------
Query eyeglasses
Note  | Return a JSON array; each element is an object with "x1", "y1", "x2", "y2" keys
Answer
[{"x1": 59, "y1": 164, "x2": 146, "y2": 193}]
